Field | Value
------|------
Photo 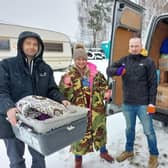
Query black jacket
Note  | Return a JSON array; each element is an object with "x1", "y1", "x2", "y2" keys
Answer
[
  {"x1": 0, "y1": 31, "x2": 65, "y2": 138},
  {"x1": 107, "y1": 54, "x2": 157, "y2": 105}
]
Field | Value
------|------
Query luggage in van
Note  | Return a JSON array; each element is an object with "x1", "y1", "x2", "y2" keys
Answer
[{"x1": 12, "y1": 95, "x2": 88, "y2": 155}]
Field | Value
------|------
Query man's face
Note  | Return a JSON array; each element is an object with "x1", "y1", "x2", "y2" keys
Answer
[
  {"x1": 75, "y1": 57, "x2": 87, "y2": 70},
  {"x1": 22, "y1": 37, "x2": 39, "y2": 58},
  {"x1": 129, "y1": 38, "x2": 142, "y2": 55}
]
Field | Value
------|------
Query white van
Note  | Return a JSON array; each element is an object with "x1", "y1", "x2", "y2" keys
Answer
[
  {"x1": 0, "y1": 22, "x2": 72, "y2": 70},
  {"x1": 107, "y1": 0, "x2": 168, "y2": 124}
]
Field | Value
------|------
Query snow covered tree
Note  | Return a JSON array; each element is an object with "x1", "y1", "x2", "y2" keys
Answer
[
  {"x1": 78, "y1": 0, "x2": 113, "y2": 47},
  {"x1": 87, "y1": 0, "x2": 112, "y2": 47}
]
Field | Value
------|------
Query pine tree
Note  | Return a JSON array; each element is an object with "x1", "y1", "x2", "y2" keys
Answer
[{"x1": 87, "y1": 0, "x2": 112, "y2": 47}]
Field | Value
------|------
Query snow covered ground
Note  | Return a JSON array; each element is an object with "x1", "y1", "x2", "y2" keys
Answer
[{"x1": 0, "y1": 59, "x2": 168, "y2": 168}]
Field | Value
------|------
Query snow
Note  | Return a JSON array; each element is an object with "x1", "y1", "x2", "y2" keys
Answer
[{"x1": 1, "y1": 59, "x2": 168, "y2": 168}]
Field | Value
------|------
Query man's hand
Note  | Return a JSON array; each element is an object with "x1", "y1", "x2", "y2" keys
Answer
[
  {"x1": 116, "y1": 65, "x2": 126, "y2": 76},
  {"x1": 62, "y1": 100, "x2": 71, "y2": 107},
  {"x1": 7, "y1": 107, "x2": 18, "y2": 126},
  {"x1": 104, "y1": 89, "x2": 112, "y2": 101},
  {"x1": 147, "y1": 104, "x2": 156, "y2": 115}
]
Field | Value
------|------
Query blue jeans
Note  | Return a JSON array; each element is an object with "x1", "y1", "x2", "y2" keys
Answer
[
  {"x1": 122, "y1": 104, "x2": 159, "y2": 155},
  {"x1": 4, "y1": 138, "x2": 46, "y2": 168}
]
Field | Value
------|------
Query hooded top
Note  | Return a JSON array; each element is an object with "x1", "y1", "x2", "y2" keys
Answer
[
  {"x1": 0, "y1": 31, "x2": 65, "y2": 138},
  {"x1": 17, "y1": 31, "x2": 44, "y2": 74},
  {"x1": 17, "y1": 31, "x2": 44, "y2": 58}
]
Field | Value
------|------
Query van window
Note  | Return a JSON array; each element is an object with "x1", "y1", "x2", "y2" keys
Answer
[
  {"x1": 44, "y1": 42, "x2": 63, "y2": 52},
  {"x1": 0, "y1": 39, "x2": 10, "y2": 50}
]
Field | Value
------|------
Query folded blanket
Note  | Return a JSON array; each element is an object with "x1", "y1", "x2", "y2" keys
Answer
[{"x1": 16, "y1": 95, "x2": 70, "y2": 119}]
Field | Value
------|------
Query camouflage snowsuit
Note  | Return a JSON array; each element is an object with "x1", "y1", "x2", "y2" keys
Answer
[{"x1": 59, "y1": 62, "x2": 109, "y2": 155}]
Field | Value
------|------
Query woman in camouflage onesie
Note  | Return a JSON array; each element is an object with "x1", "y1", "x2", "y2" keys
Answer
[{"x1": 59, "y1": 44, "x2": 114, "y2": 168}]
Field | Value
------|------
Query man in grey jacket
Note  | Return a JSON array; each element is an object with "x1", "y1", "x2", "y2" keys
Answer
[
  {"x1": 107, "y1": 37, "x2": 159, "y2": 168},
  {"x1": 0, "y1": 31, "x2": 70, "y2": 168}
]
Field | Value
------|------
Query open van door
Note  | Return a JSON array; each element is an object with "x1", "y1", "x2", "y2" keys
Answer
[{"x1": 106, "y1": 0, "x2": 144, "y2": 115}]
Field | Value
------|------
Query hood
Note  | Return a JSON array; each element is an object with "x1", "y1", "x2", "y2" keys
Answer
[
  {"x1": 129, "y1": 48, "x2": 148, "y2": 57},
  {"x1": 140, "y1": 48, "x2": 148, "y2": 57},
  {"x1": 87, "y1": 62, "x2": 98, "y2": 77},
  {"x1": 17, "y1": 31, "x2": 44, "y2": 61}
]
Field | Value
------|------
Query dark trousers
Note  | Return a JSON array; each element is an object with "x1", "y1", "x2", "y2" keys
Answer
[{"x1": 4, "y1": 138, "x2": 46, "y2": 168}]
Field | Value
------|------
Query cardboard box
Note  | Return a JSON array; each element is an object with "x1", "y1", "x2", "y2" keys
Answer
[
  {"x1": 159, "y1": 58, "x2": 168, "y2": 71},
  {"x1": 159, "y1": 71, "x2": 168, "y2": 84},
  {"x1": 156, "y1": 84, "x2": 168, "y2": 108}
]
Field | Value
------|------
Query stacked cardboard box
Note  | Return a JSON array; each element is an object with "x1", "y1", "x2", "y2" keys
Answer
[
  {"x1": 156, "y1": 58, "x2": 168, "y2": 107},
  {"x1": 156, "y1": 84, "x2": 168, "y2": 108},
  {"x1": 159, "y1": 58, "x2": 168, "y2": 71},
  {"x1": 159, "y1": 71, "x2": 168, "y2": 83}
]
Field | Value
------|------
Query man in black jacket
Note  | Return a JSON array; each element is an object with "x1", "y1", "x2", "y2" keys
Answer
[
  {"x1": 107, "y1": 37, "x2": 159, "y2": 168},
  {"x1": 0, "y1": 31, "x2": 70, "y2": 168}
]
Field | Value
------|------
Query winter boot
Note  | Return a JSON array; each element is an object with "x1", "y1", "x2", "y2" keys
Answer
[
  {"x1": 148, "y1": 155, "x2": 158, "y2": 168},
  {"x1": 116, "y1": 151, "x2": 134, "y2": 162},
  {"x1": 75, "y1": 156, "x2": 82, "y2": 168},
  {"x1": 100, "y1": 152, "x2": 114, "y2": 163}
]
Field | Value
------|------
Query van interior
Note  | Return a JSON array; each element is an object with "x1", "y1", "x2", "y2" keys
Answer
[{"x1": 148, "y1": 19, "x2": 168, "y2": 68}]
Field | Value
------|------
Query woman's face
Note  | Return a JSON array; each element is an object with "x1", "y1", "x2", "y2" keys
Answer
[{"x1": 74, "y1": 57, "x2": 87, "y2": 70}]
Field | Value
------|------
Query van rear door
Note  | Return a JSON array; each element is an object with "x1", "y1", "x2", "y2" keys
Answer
[{"x1": 107, "y1": 0, "x2": 144, "y2": 114}]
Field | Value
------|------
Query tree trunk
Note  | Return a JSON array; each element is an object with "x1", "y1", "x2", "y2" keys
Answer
[{"x1": 93, "y1": 30, "x2": 97, "y2": 48}]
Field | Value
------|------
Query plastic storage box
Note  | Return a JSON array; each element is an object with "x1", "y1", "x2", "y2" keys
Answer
[
  {"x1": 12, "y1": 116, "x2": 87, "y2": 155},
  {"x1": 12, "y1": 96, "x2": 88, "y2": 155}
]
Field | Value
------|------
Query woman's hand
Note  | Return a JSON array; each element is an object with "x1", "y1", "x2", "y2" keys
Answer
[
  {"x1": 63, "y1": 75, "x2": 73, "y2": 87},
  {"x1": 104, "y1": 90, "x2": 112, "y2": 101}
]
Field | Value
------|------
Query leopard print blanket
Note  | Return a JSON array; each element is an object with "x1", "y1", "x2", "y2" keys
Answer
[{"x1": 16, "y1": 95, "x2": 70, "y2": 119}]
